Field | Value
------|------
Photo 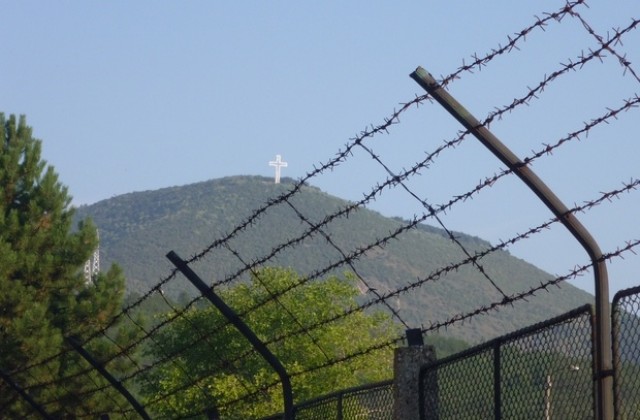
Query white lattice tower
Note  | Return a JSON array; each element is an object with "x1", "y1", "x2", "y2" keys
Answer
[
  {"x1": 84, "y1": 230, "x2": 100, "y2": 283},
  {"x1": 83, "y1": 259, "x2": 92, "y2": 282}
]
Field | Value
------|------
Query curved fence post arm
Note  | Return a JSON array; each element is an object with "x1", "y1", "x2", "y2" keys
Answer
[{"x1": 410, "y1": 66, "x2": 613, "y2": 420}]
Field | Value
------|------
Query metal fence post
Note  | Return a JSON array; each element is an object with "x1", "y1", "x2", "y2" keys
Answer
[
  {"x1": 167, "y1": 251, "x2": 295, "y2": 420},
  {"x1": 493, "y1": 340, "x2": 501, "y2": 420},
  {"x1": 336, "y1": 392, "x2": 343, "y2": 420},
  {"x1": 66, "y1": 337, "x2": 151, "y2": 420},
  {"x1": 410, "y1": 66, "x2": 614, "y2": 420},
  {"x1": 611, "y1": 285, "x2": 640, "y2": 419},
  {"x1": 0, "y1": 369, "x2": 53, "y2": 419}
]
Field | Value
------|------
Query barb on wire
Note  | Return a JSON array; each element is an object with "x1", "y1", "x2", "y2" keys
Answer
[
  {"x1": 87, "y1": 92, "x2": 640, "y2": 385},
  {"x1": 281, "y1": 197, "x2": 411, "y2": 328},
  {"x1": 250, "y1": 179, "x2": 640, "y2": 349},
  {"x1": 21, "y1": 1, "x2": 594, "y2": 376},
  {"x1": 10, "y1": 2, "x2": 640, "y2": 416},
  {"x1": 218, "y1": 237, "x2": 640, "y2": 413},
  {"x1": 172, "y1": 176, "x2": 639, "y2": 382},
  {"x1": 567, "y1": 10, "x2": 640, "y2": 84},
  {"x1": 441, "y1": 0, "x2": 588, "y2": 87},
  {"x1": 356, "y1": 140, "x2": 509, "y2": 300},
  {"x1": 482, "y1": 16, "x2": 640, "y2": 128},
  {"x1": 223, "y1": 241, "x2": 335, "y2": 360}
]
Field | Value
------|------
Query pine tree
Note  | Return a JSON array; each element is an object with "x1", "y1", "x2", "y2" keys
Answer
[{"x1": 0, "y1": 113, "x2": 131, "y2": 417}]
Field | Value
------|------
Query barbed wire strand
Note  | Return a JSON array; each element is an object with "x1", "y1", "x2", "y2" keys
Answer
[
  {"x1": 567, "y1": 11, "x2": 640, "y2": 84},
  {"x1": 101, "y1": 175, "x2": 640, "y2": 409},
  {"x1": 281, "y1": 197, "x2": 411, "y2": 328},
  {"x1": 6, "y1": 2, "x2": 639, "y2": 415},
  {"x1": 218, "y1": 239, "x2": 640, "y2": 413},
  {"x1": 219, "y1": 179, "x2": 640, "y2": 354},
  {"x1": 41, "y1": 89, "x2": 639, "y2": 394},
  {"x1": 60, "y1": 0, "x2": 587, "y2": 352}
]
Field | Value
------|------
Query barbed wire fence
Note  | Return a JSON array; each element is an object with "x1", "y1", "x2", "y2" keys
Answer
[{"x1": 2, "y1": 0, "x2": 639, "y2": 418}]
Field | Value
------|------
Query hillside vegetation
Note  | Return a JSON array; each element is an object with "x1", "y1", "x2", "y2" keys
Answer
[{"x1": 75, "y1": 175, "x2": 593, "y2": 343}]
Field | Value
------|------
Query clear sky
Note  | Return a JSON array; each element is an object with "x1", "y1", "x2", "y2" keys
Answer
[{"x1": 2, "y1": 1, "x2": 639, "y2": 297}]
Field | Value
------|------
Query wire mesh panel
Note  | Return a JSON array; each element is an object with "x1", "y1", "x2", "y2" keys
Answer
[
  {"x1": 422, "y1": 347, "x2": 494, "y2": 420},
  {"x1": 612, "y1": 286, "x2": 640, "y2": 419},
  {"x1": 265, "y1": 380, "x2": 393, "y2": 420},
  {"x1": 341, "y1": 381, "x2": 394, "y2": 419},
  {"x1": 420, "y1": 305, "x2": 594, "y2": 420},
  {"x1": 294, "y1": 396, "x2": 340, "y2": 420},
  {"x1": 501, "y1": 307, "x2": 594, "y2": 420}
]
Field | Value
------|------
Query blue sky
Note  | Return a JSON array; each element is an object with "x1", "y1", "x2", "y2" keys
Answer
[{"x1": 2, "y1": 1, "x2": 639, "y2": 297}]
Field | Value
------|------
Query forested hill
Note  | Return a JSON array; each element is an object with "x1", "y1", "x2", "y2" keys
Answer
[{"x1": 75, "y1": 175, "x2": 593, "y2": 343}]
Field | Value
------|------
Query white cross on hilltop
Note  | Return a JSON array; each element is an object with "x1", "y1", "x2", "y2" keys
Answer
[{"x1": 268, "y1": 154, "x2": 288, "y2": 184}]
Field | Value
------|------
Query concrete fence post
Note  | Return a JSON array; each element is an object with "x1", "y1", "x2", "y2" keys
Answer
[{"x1": 393, "y1": 329, "x2": 437, "y2": 420}]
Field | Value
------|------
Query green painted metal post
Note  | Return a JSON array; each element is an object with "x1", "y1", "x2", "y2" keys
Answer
[
  {"x1": 167, "y1": 251, "x2": 295, "y2": 420},
  {"x1": 66, "y1": 337, "x2": 151, "y2": 420},
  {"x1": 0, "y1": 369, "x2": 53, "y2": 419}
]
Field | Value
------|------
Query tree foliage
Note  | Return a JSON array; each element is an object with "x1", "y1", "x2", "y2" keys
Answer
[
  {"x1": 0, "y1": 114, "x2": 132, "y2": 417},
  {"x1": 141, "y1": 267, "x2": 401, "y2": 419}
]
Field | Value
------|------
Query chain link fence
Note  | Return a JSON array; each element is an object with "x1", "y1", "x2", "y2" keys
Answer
[
  {"x1": 258, "y1": 293, "x2": 640, "y2": 420},
  {"x1": 419, "y1": 305, "x2": 594, "y2": 419},
  {"x1": 261, "y1": 380, "x2": 393, "y2": 420},
  {"x1": 612, "y1": 286, "x2": 640, "y2": 419}
]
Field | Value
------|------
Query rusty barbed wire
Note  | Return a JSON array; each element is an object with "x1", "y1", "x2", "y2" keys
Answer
[
  {"x1": 5, "y1": 2, "x2": 640, "y2": 417},
  {"x1": 351, "y1": 17, "x2": 640, "y2": 231},
  {"x1": 355, "y1": 140, "x2": 509, "y2": 300},
  {"x1": 422, "y1": 238, "x2": 640, "y2": 335},
  {"x1": 222, "y1": 241, "x2": 335, "y2": 359},
  {"x1": 99, "y1": 217, "x2": 422, "y2": 391},
  {"x1": 91, "y1": 0, "x2": 589, "y2": 321},
  {"x1": 439, "y1": 0, "x2": 589, "y2": 87},
  {"x1": 567, "y1": 10, "x2": 640, "y2": 84},
  {"x1": 20, "y1": 84, "x2": 639, "y2": 401},
  {"x1": 259, "y1": 87, "x2": 640, "y2": 343},
  {"x1": 442, "y1": 94, "x2": 640, "y2": 213},
  {"x1": 280, "y1": 197, "x2": 411, "y2": 328},
  {"x1": 85, "y1": 177, "x2": 640, "y2": 410},
  {"x1": 23, "y1": 299, "x2": 256, "y2": 418},
  {"x1": 217, "y1": 238, "x2": 640, "y2": 413},
  {"x1": 25, "y1": 0, "x2": 590, "y2": 364},
  {"x1": 239, "y1": 179, "x2": 640, "y2": 350},
  {"x1": 165, "y1": 53, "x2": 640, "y2": 367},
  {"x1": 26, "y1": 360, "x2": 110, "y2": 418},
  {"x1": 483, "y1": 17, "x2": 640, "y2": 128}
]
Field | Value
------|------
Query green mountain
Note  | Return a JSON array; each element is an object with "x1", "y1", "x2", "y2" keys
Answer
[{"x1": 75, "y1": 175, "x2": 592, "y2": 344}]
